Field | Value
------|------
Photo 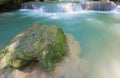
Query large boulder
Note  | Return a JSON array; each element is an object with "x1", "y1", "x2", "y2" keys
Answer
[{"x1": 0, "y1": 23, "x2": 68, "y2": 72}]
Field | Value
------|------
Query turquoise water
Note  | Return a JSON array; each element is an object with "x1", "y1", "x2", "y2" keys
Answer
[{"x1": 0, "y1": 10, "x2": 120, "y2": 78}]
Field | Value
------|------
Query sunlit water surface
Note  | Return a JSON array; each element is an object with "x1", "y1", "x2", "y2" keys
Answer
[{"x1": 0, "y1": 10, "x2": 120, "y2": 78}]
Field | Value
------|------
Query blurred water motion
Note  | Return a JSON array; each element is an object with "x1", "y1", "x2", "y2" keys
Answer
[{"x1": 0, "y1": 10, "x2": 120, "y2": 78}]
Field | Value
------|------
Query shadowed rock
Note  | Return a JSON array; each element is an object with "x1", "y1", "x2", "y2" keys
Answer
[{"x1": 0, "y1": 0, "x2": 11, "y2": 5}]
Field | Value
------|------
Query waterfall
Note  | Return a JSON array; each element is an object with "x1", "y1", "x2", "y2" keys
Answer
[
  {"x1": 21, "y1": 2, "x2": 42, "y2": 9},
  {"x1": 21, "y1": 2, "x2": 117, "y2": 12},
  {"x1": 112, "y1": 5, "x2": 120, "y2": 13},
  {"x1": 39, "y1": 3, "x2": 82, "y2": 12}
]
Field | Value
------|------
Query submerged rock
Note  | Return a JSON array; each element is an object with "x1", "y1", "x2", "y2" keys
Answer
[{"x1": 0, "y1": 23, "x2": 68, "y2": 72}]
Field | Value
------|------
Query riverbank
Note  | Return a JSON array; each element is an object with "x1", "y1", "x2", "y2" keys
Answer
[{"x1": 0, "y1": 0, "x2": 37, "y2": 12}]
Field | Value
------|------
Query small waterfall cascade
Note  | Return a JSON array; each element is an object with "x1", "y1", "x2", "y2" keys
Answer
[
  {"x1": 39, "y1": 3, "x2": 82, "y2": 12},
  {"x1": 21, "y1": 2, "x2": 117, "y2": 13},
  {"x1": 21, "y1": 2, "x2": 42, "y2": 9},
  {"x1": 113, "y1": 5, "x2": 120, "y2": 12}
]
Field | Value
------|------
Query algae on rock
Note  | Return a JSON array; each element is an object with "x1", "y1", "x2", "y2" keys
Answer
[
  {"x1": 0, "y1": 46, "x2": 4, "y2": 59},
  {"x1": 0, "y1": 23, "x2": 68, "y2": 72}
]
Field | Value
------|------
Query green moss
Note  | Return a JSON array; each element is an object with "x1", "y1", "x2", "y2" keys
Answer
[
  {"x1": 0, "y1": 23, "x2": 68, "y2": 72},
  {"x1": 0, "y1": 46, "x2": 3, "y2": 59},
  {"x1": 23, "y1": 56, "x2": 32, "y2": 61}
]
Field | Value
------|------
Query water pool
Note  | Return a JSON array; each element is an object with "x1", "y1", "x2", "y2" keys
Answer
[{"x1": 0, "y1": 10, "x2": 120, "y2": 78}]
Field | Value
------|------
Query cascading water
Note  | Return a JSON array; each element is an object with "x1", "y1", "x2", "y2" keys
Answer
[
  {"x1": 112, "y1": 5, "x2": 120, "y2": 13},
  {"x1": 39, "y1": 3, "x2": 82, "y2": 12},
  {"x1": 21, "y1": 1, "x2": 117, "y2": 12}
]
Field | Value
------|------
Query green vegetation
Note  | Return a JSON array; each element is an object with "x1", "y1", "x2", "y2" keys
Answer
[{"x1": 0, "y1": 0, "x2": 11, "y2": 4}]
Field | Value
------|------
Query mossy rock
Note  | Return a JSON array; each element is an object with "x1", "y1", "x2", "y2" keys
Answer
[
  {"x1": 0, "y1": 46, "x2": 4, "y2": 60},
  {"x1": 0, "y1": 46, "x2": 3, "y2": 52},
  {"x1": 0, "y1": 23, "x2": 68, "y2": 72}
]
